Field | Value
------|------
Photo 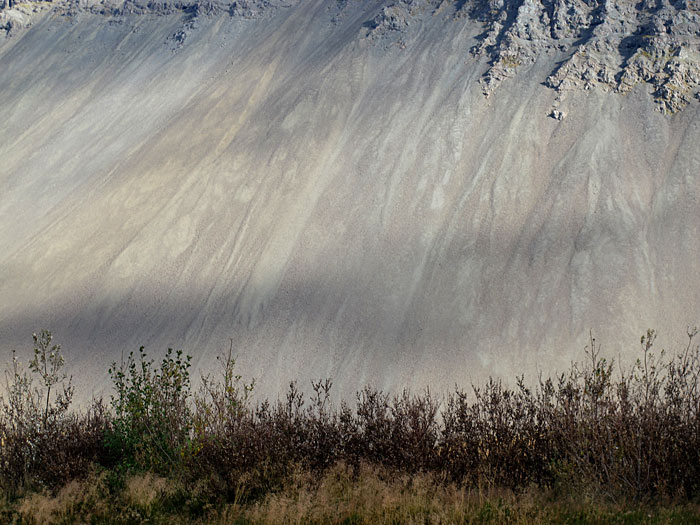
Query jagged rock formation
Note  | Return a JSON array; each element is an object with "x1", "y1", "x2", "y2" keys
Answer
[
  {"x1": 468, "y1": 0, "x2": 700, "y2": 113},
  {"x1": 1, "y1": 0, "x2": 699, "y2": 400},
  {"x1": 3, "y1": 0, "x2": 700, "y2": 112},
  {"x1": 0, "y1": 1, "x2": 50, "y2": 35}
]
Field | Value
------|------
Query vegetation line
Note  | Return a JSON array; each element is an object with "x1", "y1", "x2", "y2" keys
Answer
[{"x1": 2, "y1": 328, "x2": 700, "y2": 523}]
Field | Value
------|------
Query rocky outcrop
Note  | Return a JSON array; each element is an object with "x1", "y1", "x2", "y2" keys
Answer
[
  {"x1": 364, "y1": 0, "x2": 435, "y2": 40},
  {"x1": 1, "y1": 0, "x2": 303, "y2": 57},
  {"x1": 465, "y1": 0, "x2": 700, "y2": 113},
  {"x1": 3, "y1": 0, "x2": 699, "y2": 114},
  {"x1": 228, "y1": 0, "x2": 299, "y2": 18},
  {"x1": 0, "y1": 0, "x2": 300, "y2": 34},
  {"x1": 0, "y1": 1, "x2": 49, "y2": 35},
  {"x1": 358, "y1": 0, "x2": 700, "y2": 113}
]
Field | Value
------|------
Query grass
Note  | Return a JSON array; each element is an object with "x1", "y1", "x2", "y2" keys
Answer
[{"x1": 4, "y1": 465, "x2": 700, "y2": 524}]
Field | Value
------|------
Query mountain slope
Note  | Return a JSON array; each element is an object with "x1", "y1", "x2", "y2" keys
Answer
[{"x1": 1, "y1": 0, "x2": 699, "y2": 398}]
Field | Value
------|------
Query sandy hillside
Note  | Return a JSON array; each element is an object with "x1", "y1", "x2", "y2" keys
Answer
[{"x1": 1, "y1": 0, "x2": 699, "y2": 399}]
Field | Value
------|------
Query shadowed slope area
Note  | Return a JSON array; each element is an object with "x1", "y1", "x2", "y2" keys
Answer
[{"x1": 1, "y1": 1, "x2": 699, "y2": 398}]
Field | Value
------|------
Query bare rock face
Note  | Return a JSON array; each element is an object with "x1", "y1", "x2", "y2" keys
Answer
[
  {"x1": 463, "y1": 0, "x2": 700, "y2": 113},
  {"x1": 0, "y1": 1, "x2": 49, "y2": 35},
  {"x1": 366, "y1": 4, "x2": 412, "y2": 38},
  {"x1": 469, "y1": 0, "x2": 557, "y2": 95},
  {"x1": 351, "y1": 0, "x2": 700, "y2": 112},
  {"x1": 364, "y1": 0, "x2": 436, "y2": 39}
]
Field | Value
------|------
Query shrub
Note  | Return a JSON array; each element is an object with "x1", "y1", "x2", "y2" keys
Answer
[
  {"x1": 106, "y1": 347, "x2": 192, "y2": 474},
  {"x1": 0, "y1": 331, "x2": 104, "y2": 494},
  {"x1": 3, "y1": 326, "x2": 700, "y2": 506}
]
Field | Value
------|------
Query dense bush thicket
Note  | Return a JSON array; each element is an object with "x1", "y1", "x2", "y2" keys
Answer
[{"x1": 1, "y1": 329, "x2": 700, "y2": 505}]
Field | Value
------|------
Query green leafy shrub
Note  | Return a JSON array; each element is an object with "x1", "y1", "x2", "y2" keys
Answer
[{"x1": 106, "y1": 347, "x2": 192, "y2": 474}]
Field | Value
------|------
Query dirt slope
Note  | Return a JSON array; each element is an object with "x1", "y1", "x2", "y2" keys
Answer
[{"x1": 1, "y1": 0, "x2": 699, "y2": 398}]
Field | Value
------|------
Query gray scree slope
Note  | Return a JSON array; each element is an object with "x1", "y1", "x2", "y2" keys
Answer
[{"x1": 1, "y1": 0, "x2": 699, "y2": 398}]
